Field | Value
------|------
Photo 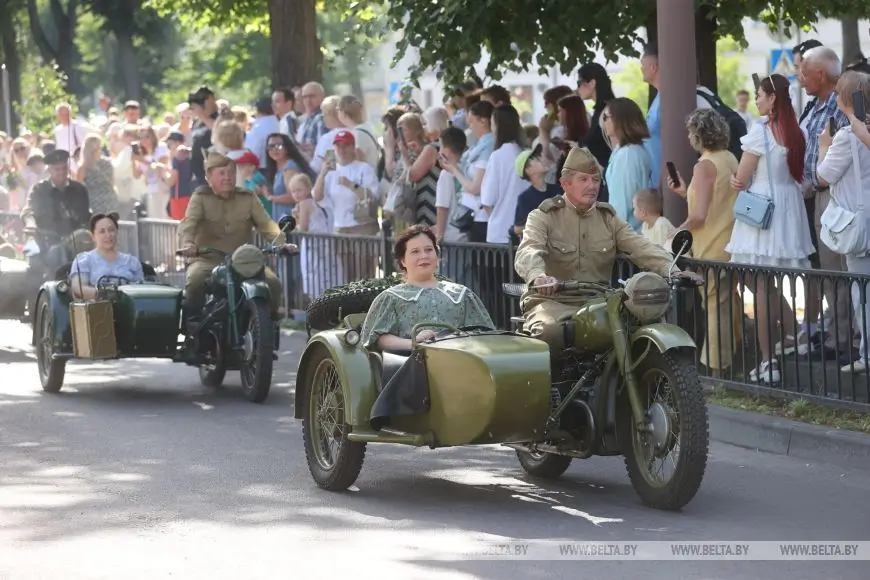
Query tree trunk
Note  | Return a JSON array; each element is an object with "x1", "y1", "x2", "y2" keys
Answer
[
  {"x1": 26, "y1": 0, "x2": 85, "y2": 96},
  {"x1": 841, "y1": 18, "x2": 862, "y2": 66},
  {"x1": 695, "y1": 5, "x2": 717, "y2": 93},
  {"x1": 645, "y1": 9, "x2": 657, "y2": 107},
  {"x1": 0, "y1": 9, "x2": 22, "y2": 136},
  {"x1": 269, "y1": 0, "x2": 322, "y2": 88},
  {"x1": 115, "y1": 31, "x2": 142, "y2": 101}
]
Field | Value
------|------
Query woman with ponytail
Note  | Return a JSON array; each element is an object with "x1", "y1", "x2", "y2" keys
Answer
[{"x1": 725, "y1": 73, "x2": 816, "y2": 384}]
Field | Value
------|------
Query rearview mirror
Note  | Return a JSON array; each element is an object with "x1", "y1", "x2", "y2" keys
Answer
[
  {"x1": 278, "y1": 214, "x2": 296, "y2": 233},
  {"x1": 671, "y1": 230, "x2": 693, "y2": 256}
]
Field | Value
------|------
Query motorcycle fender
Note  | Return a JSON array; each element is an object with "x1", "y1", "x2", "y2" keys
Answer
[
  {"x1": 294, "y1": 330, "x2": 377, "y2": 429},
  {"x1": 630, "y1": 323, "x2": 696, "y2": 354},
  {"x1": 239, "y1": 279, "x2": 271, "y2": 303},
  {"x1": 32, "y1": 281, "x2": 73, "y2": 350}
]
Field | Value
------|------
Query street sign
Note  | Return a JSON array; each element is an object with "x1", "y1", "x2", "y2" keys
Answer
[{"x1": 770, "y1": 49, "x2": 797, "y2": 82}]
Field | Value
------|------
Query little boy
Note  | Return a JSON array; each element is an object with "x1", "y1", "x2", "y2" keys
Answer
[
  {"x1": 513, "y1": 144, "x2": 562, "y2": 238},
  {"x1": 434, "y1": 126, "x2": 470, "y2": 244},
  {"x1": 632, "y1": 188, "x2": 677, "y2": 250}
]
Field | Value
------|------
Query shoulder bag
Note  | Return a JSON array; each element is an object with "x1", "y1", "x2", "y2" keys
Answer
[
  {"x1": 448, "y1": 176, "x2": 474, "y2": 232},
  {"x1": 820, "y1": 131, "x2": 868, "y2": 256},
  {"x1": 733, "y1": 123, "x2": 775, "y2": 229}
]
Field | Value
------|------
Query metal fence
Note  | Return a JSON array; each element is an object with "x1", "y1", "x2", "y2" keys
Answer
[{"x1": 3, "y1": 210, "x2": 868, "y2": 412}]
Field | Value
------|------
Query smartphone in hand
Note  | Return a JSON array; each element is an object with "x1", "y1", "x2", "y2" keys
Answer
[
  {"x1": 853, "y1": 91, "x2": 867, "y2": 125},
  {"x1": 829, "y1": 117, "x2": 837, "y2": 137},
  {"x1": 751, "y1": 74, "x2": 761, "y2": 91},
  {"x1": 666, "y1": 161, "x2": 680, "y2": 188}
]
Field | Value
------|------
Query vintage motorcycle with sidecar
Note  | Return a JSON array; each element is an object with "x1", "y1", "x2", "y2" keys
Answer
[
  {"x1": 33, "y1": 216, "x2": 297, "y2": 403},
  {"x1": 295, "y1": 231, "x2": 709, "y2": 510}
]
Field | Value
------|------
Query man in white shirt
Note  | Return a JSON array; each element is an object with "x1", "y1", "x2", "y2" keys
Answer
[
  {"x1": 313, "y1": 130, "x2": 380, "y2": 280},
  {"x1": 124, "y1": 101, "x2": 142, "y2": 125},
  {"x1": 735, "y1": 89, "x2": 755, "y2": 129},
  {"x1": 272, "y1": 87, "x2": 298, "y2": 139},
  {"x1": 53, "y1": 103, "x2": 88, "y2": 155},
  {"x1": 244, "y1": 97, "x2": 280, "y2": 170}
]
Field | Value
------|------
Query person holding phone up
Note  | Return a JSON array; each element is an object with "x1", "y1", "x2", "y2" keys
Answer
[{"x1": 815, "y1": 71, "x2": 870, "y2": 373}]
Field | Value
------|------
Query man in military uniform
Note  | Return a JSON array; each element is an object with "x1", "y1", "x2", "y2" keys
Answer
[
  {"x1": 514, "y1": 147, "x2": 701, "y2": 355},
  {"x1": 177, "y1": 151, "x2": 297, "y2": 332},
  {"x1": 20, "y1": 149, "x2": 92, "y2": 297}
]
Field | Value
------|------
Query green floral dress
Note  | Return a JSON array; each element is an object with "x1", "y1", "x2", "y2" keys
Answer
[{"x1": 360, "y1": 281, "x2": 495, "y2": 348}]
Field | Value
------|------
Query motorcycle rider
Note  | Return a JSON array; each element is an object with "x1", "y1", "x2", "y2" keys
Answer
[
  {"x1": 514, "y1": 146, "x2": 702, "y2": 354},
  {"x1": 176, "y1": 151, "x2": 297, "y2": 358},
  {"x1": 20, "y1": 149, "x2": 92, "y2": 299}
]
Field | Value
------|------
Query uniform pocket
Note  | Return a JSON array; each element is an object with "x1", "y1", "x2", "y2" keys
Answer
[
  {"x1": 549, "y1": 242, "x2": 577, "y2": 259},
  {"x1": 590, "y1": 238, "x2": 616, "y2": 257}
]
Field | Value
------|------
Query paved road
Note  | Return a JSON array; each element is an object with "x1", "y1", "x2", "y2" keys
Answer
[{"x1": 0, "y1": 320, "x2": 867, "y2": 580}]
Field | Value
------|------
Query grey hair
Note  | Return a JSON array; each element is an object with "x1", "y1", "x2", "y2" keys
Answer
[
  {"x1": 422, "y1": 106, "x2": 450, "y2": 133},
  {"x1": 802, "y1": 46, "x2": 842, "y2": 78}
]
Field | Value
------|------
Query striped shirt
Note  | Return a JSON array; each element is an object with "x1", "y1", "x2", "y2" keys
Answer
[{"x1": 801, "y1": 91, "x2": 849, "y2": 188}]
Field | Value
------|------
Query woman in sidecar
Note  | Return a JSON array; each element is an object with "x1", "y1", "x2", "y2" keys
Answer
[
  {"x1": 359, "y1": 225, "x2": 495, "y2": 352},
  {"x1": 68, "y1": 212, "x2": 145, "y2": 297}
]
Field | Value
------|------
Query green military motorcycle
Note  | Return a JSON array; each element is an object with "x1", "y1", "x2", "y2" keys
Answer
[
  {"x1": 295, "y1": 231, "x2": 709, "y2": 510},
  {"x1": 34, "y1": 216, "x2": 297, "y2": 403}
]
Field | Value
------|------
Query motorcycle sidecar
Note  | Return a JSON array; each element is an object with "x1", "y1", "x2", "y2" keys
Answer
[
  {"x1": 34, "y1": 274, "x2": 183, "y2": 393},
  {"x1": 295, "y1": 317, "x2": 554, "y2": 491}
]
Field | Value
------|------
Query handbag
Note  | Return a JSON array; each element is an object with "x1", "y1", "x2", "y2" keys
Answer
[
  {"x1": 820, "y1": 130, "x2": 867, "y2": 255},
  {"x1": 383, "y1": 165, "x2": 416, "y2": 224},
  {"x1": 733, "y1": 121, "x2": 775, "y2": 229},
  {"x1": 448, "y1": 176, "x2": 474, "y2": 232}
]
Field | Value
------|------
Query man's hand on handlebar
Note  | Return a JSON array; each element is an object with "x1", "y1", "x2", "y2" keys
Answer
[
  {"x1": 532, "y1": 274, "x2": 559, "y2": 297},
  {"x1": 673, "y1": 270, "x2": 704, "y2": 286},
  {"x1": 282, "y1": 243, "x2": 299, "y2": 255},
  {"x1": 415, "y1": 329, "x2": 438, "y2": 343}
]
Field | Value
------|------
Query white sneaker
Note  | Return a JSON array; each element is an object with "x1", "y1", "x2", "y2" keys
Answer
[
  {"x1": 774, "y1": 335, "x2": 797, "y2": 356},
  {"x1": 749, "y1": 359, "x2": 781, "y2": 383},
  {"x1": 840, "y1": 360, "x2": 867, "y2": 373}
]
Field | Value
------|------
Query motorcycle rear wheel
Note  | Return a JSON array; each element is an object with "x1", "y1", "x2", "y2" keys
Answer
[{"x1": 620, "y1": 349, "x2": 709, "y2": 511}]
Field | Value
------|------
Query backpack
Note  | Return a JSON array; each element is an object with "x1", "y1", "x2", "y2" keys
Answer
[{"x1": 696, "y1": 89, "x2": 747, "y2": 161}]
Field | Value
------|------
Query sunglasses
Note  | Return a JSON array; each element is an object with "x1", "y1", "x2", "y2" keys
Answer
[{"x1": 268, "y1": 143, "x2": 285, "y2": 150}]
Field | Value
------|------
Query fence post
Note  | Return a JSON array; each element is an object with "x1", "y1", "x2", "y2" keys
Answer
[
  {"x1": 132, "y1": 202, "x2": 144, "y2": 259},
  {"x1": 381, "y1": 220, "x2": 394, "y2": 277}
]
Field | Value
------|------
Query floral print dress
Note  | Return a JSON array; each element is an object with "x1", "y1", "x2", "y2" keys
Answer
[{"x1": 360, "y1": 281, "x2": 495, "y2": 348}]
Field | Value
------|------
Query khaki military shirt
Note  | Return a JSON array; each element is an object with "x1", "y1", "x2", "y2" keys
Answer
[
  {"x1": 177, "y1": 186, "x2": 286, "y2": 262},
  {"x1": 515, "y1": 196, "x2": 673, "y2": 285}
]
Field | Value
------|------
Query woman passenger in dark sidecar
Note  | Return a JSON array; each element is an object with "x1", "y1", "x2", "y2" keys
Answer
[
  {"x1": 360, "y1": 226, "x2": 496, "y2": 429},
  {"x1": 359, "y1": 225, "x2": 496, "y2": 352},
  {"x1": 68, "y1": 212, "x2": 145, "y2": 299}
]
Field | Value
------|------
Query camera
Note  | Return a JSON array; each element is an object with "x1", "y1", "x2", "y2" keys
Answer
[{"x1": 131, "y1": 142, "x2": 141, "y2": 156}]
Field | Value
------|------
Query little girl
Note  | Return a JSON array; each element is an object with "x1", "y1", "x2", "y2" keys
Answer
[{"x1": 289, "y1": 173, "x2": 340, "y2": 298}]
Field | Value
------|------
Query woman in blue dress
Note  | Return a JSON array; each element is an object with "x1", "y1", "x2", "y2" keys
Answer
[
  {"x1": 264, "y1": 132, "x2": 315, "y2": 221},
  {"x1": 69, "y1": 212, "x2": 145, "y2": 300}
]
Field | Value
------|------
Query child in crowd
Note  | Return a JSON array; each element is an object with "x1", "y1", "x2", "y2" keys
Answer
[
  {"x1": 434, "y1": 126, "x2": 470, "y2": 244},
  {"x1": 513, "y1": 144, "x2": 562, "y2": 239},
  {"x1": 290, "y1": 173, "x2": 338, "y2": 299},
  {"x1": 632, "y1": 188, "x2": 678, "y2": 250},
  {"x1": 234, "y1": 151, "x2": 272, "y2": 215}
]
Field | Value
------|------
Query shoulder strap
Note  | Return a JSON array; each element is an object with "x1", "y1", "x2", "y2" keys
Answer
[
  {"x1": 356, "y1": 127, "x2": 382, "y2": 153},
  {"x1": 761, "y1": 122, "x2": 776, "y2": 200}
]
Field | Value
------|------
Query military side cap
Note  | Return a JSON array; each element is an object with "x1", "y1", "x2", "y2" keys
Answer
[
  {"x1": 561, "y1": 146, "x2": 602, "y2": 176},
  {"x1": 44, "y1": 149, "x2": 70, "y2": 166},
  {"x1": 205, "y1": 151, "x2": 233, "y2": 172}
]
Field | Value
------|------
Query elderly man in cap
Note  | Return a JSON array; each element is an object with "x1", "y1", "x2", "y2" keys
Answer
[
  {"x1": 514, "y1": 146, "x2": 700, "y2": 355},
  {"x1": 176, "y1": 151, "x2": 297, "y2": 354}
]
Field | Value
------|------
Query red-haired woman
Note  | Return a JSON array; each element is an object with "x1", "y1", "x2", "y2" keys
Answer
[{"x1": 726, "y1": 73, "x2": 815, "y2": 383}]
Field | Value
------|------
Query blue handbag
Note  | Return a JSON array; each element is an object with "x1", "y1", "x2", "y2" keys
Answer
[{"x1": 733, "y1": 122, "x2": 775, "y2": 229}]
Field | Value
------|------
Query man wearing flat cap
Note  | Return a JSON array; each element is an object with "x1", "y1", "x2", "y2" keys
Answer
[
  {"x1": 176, "y1": 151, "x2": 297, "y2": 353},
  {"x1": 514, "y1": 146, "x2": 701, "y2": 355}
]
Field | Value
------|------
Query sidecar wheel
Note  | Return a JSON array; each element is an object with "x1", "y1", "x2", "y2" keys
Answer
[
  {"x1": 36, "y1": 294, "x2": 66, "y2": 393},
  {"x1": 302, "y1": 350, "x2": 366, "y2": 491},
  {"x1": 515, "y1": 449, "x2": 573, "y2": 479},
  {"x1": 240, "y1": 298, "x2": 274, "y2": 403},
  {"x1": 620, "y1": 349, "x2": 709, "y2": 511}
]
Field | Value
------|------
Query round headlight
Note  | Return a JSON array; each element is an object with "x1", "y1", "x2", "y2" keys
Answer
[
  {"x1": 344, "y1": 329, "x2": 361, "y2": 346},
  {"x1": 623, "y1": 272, "x2": 671, "y2": 323},
  {"x1": 231, "y1": 244, "x2": 266, "y2": 279}
]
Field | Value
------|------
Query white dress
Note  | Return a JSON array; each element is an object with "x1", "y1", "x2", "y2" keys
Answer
[
  {"x1": 300, "y1": 198, "x2": 341, "y2": 299},
  {"x1": 725, "y1": 117, "x2": 815, "y2": 268}
]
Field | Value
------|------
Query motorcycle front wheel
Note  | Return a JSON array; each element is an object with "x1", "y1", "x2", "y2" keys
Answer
[{"x1": 620, "y1": 349, "x2": 709, "y2": 511}]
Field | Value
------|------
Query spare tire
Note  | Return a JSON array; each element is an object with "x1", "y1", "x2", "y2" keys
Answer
[{"x1": 306, "y1": 273, "x2": 450, "y2": 332}]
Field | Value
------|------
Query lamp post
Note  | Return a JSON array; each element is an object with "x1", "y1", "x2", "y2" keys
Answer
[{"x1": 656, "y1": 0, "x2": 697, "y2": 225}]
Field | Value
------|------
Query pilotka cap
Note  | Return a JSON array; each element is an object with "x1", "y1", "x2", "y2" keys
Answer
[{"x1": 561, "y1": 146, "x2": 602, "y2": 176}]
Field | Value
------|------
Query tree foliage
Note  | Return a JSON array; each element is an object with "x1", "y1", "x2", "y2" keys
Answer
[
  {"x1": 15, "y1": 60, "x2": 77, "y2": 135},
  {"x1": 385, "y1": 0, "x2": 870, "y2": 88}
]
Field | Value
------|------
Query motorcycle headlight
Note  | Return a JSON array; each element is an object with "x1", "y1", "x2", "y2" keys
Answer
[
  {"x1": 623, "y1": 272, "x2": 671, "y2": 324},
  {"x1": 231, "y1": 244, "x2": 266, "y2": 279}
]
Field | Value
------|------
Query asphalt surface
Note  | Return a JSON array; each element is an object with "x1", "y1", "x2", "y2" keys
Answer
[{"x1": 0, "y1": 319, "x2": 868, "y2": 580}]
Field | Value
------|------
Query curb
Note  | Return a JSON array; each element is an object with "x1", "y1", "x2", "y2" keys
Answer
[{"x1": 708, "y1": 403, "x2": 870, "y2": 472}]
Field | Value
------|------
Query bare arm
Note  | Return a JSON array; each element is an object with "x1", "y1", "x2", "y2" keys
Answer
[
  {"x1": 313, "y1": 167, "x2": 329, "y2": 202},
  {"x1": 407, "y1": 145, "x2": 438, "y2": 183},
  {"x1": 69, "y1": 275, "x2": 98, "y2": 300},
  {"x1": 451, "y1": 166, "x2": 485, "y2": 195},
  {"x1": 733, "y1": 152, "x2": 760, "y2": 190},
  {"x1": 376, "y1": 334, "x2": 413, "y2": 351}
]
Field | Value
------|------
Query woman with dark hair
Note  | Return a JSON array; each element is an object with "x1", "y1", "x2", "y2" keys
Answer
[
  {"x1": 552, "y1": 95, "x2": 591, "y2": 183},
  {"x1": 69, "y1": 212, "x2": 144, "y2": 299},
  {"x1": 577, "y1": 62, "x2": 616, "y2": 172},
  {"x1": 601, "y1": 97, "x2": 653, "y2": 230},
  {"x1": 722, "y1": 73, "x2": 814, "y2": 383},
  {"x1": 265, "y1": 132, "x2": 314, "y2": 220},
  {"x1": 481, "y1": 105, "x2": 529, "y2": 244},
  {"x1": 359, "y1": 225, "x2": 494, "y2": 351}
]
